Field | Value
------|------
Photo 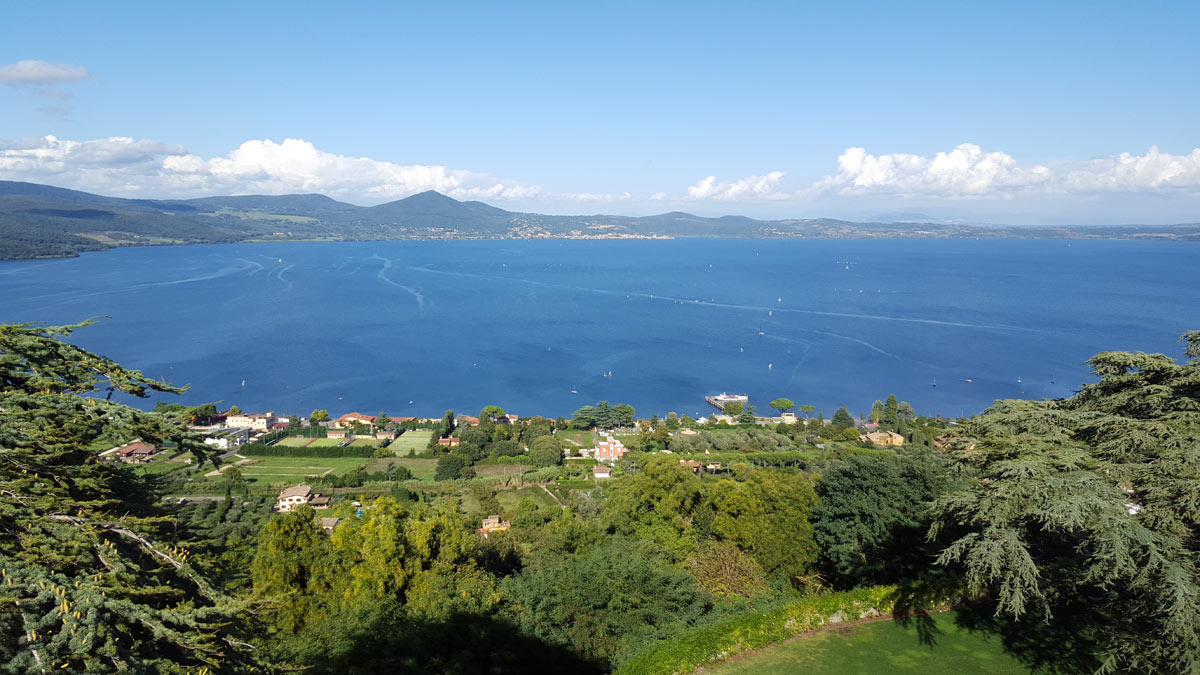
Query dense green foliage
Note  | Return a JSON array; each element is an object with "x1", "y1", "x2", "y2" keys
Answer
[
  {"x1": 813, "y1": 449, "x2": 950, "y2": 586},
  {"x1": 7, "y1": 321, "x2": 1199, "y2": 674},
  {"x1": 0, "y1": 322, "x2": 257, "y2": 672},
  {"x1": 931, "y1": 332, "x2": 1200, "y2": 674}
]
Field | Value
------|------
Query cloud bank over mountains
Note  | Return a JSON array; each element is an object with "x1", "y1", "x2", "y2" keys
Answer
[{"x1": 1, "y1": 135, "x2": 1198, "y2": 213}]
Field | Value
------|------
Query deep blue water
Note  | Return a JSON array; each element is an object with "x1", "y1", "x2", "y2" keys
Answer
[{"x1": 1, "y1": 238, "x2": 1195, "y2": 420}]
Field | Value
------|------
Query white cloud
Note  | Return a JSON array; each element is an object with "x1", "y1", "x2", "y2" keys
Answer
[
  {"x1": 0, "y1": 136, "x2": 554, "y2": 204},
  {"x1": 808, "y1": 143, "x2": 1053, "y2": 198},
  {"x1": 649, "y1": 191, "x2": 667, "y2": 201},
  {"x1": 0, "y1": 60, "x2": 88, "y2": 85},
  {"x1": 686, "y1": 171, "x2": 787, "y2": 200},
  {"x1": 805, "y1": 144, "x2": 1200, "y2": 200},
  {"x1": 1064, "y1": 146, "x2": 1200, "y2": 192}
]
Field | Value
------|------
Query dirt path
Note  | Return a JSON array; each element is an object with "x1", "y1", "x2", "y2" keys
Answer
[
  {"x1": 540, "y1": 484, "x2": 567, "y2": 509},
  {"x1": 203, "y1": 455, "x2": 253, "y2": 477}
]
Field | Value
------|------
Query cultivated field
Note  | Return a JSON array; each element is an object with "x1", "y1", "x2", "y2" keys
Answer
[
  {"x1": 556, "y1": 429, "x2": 594, "y2": 448},
  {"x1": 389, "y1": 430, "x2": 433, "y2": 455},
  {"x1": 229, "y1": 456, "x2": 368, "y2": 484},
  {"x1": 708, "y1": 611, "x2": 1025, "y2": 675}
]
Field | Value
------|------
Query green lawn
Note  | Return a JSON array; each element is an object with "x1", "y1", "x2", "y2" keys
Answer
[
  {"x1": 230, "y1": 456, "x2": 368, "y2": 484},
  {"x1": 367, "y1": 457, "x2": 437, "y2": 481},
  {"x1": 306, "y1": 438, "x2": 346, "y2": 447},
  {"x1": 496, "y1": 486, "x2": 557, "y2": 512},
  {"x1": 349, "y1": 437, "x2": 381, "y2": 447},
  {"x1": 556, "y1": 429, "x2": 594, "y2": 447},
  {"x1": 389, "y1": 430, "x2": 433, "y2": 454},
  {"x1": 706, "y1": 611, "x2": 1026, "y2": 675},
  {"x1": 276, "y1": 436, "x2": 314, "y2": 447},
  {"x1": 134, "y1": 460, "x2": 187, "y2": 476}
]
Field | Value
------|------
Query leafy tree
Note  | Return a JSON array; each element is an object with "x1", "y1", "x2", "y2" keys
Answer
[
  {"x1": 376, "y1": 411, "x2": 391, "y2": 429},
  {"x1": 190, "y1": 402, "x2": 218, "y2": 424},
  {"x1": 799, "y1": 404, "x2": 815, "y2": 419},
  {"x1": 480, "y1": 405, "x2": 506, "y2": 423},
  {"x1": 722, "y1": 401, "x2": 744, "y2": 416},
  {"x1": 897, "y1": 400, "x2": 915, "y2": 421},
  {"x1": 529, "y1": 436, "x2": 563, "y2": 468},
  {"x1": 684, "y1": 540, "x2": 768, "y2": 598},
  {"x1": 869, "y1": 399, "x2": 884, "y2": 423},
  {"x1": 812, "y1": 450, "x2": 949, "y2": 586},
  {"x1": 502, "y1": 538, "x2": 707, "y2": 664},
  {"x1": 737, "y1": 404, "x2": 757, "y2": 425},
  {"x1": 434, "y1": 454, "x2": 469, "y2": 481},
  {"x1": 831, "y1": 406, "x2": 855, "y2": 429},
  {"x1": 930, "y1": 333, "x2": 1200, "y2": 674},
  {"x1": 768, "y1": 397, "x2": 795, "y2": 415},
  {"x1": 705, "y1": 469, "x2": 819, "y2": 583},
  {"x1": 0, "y1": 321, "x2": 259, "y2": 672},
  {"x1": 310, "y1": 409, "x2": 329, "y2": 424},
  {"x1": 602, "y1": 456, "x2": 704, "y2": 559},
  {"x1": 883, "y1": 394, "x2": 899, "y2": 426},
  {"x1": 227, "y1": 404, "x2": 243, "y2": 416}
]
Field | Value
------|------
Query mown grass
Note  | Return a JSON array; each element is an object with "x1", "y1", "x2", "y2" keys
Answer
[
  {"x1": 705, "y1": 611, "x2": 1025, "y2": 675},
  {"x1": 230, "y1": 456, "x2": 368, "y2": 484}
]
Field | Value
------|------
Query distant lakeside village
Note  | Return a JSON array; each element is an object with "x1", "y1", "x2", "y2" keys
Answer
[{"x1": 103, "y1": 391, "x2": 953, "y2": 534}]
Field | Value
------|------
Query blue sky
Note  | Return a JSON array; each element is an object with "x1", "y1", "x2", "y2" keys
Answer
[{"x1": 2, "y1": 1, "x2": 1198, "y2": 224}]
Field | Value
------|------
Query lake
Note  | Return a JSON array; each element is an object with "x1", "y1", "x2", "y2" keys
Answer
[{"x1": 1, "y1": 238, "x2": 1195, "y2": 420}]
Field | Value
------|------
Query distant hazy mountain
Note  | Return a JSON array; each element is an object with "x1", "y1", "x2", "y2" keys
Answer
[{"x1": 0, "y1": 180, "x2": 1197, "y2": 260}]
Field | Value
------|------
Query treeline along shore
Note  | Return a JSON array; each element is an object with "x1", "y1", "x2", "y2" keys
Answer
[{"x1": 3, "y1": 179, "x2": 1198, "y2": 260}]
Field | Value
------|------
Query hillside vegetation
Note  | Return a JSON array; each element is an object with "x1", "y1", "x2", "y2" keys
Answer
[
  {"x1": 2, "y1": 321, "x2": 1197, "y2": 673},
  {"x1": 3, "y1": 180, "x2": 1198, "y2": 259}
]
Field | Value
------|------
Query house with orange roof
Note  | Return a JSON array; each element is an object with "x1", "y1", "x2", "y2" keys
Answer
[{"x1": 334, "y1": 412, "x2": 377, "y2": 429}]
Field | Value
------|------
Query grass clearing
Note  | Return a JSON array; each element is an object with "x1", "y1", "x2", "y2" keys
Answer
[
  {"x1": 474, "y1": 463, "x2": 528, "y2": 480},
  {"x1": 276, "y1": 437, "x2": 315, "y2": 447},
  {"x1": 373, "y1": 457, "x2": 437, "y2": 481},
  {"x1": 306, "y1": 438, "x2": 345, "y2": 447},
  {"x1": 389, "y1": 430, "x2": 433, "y2": 455},
  {"x1": 349, "y1": 437, "x2": 381, "y2": 447},
  {"x1": 705, "y1": 611, "x2": 1025, "y2": 675},
  {"x1": 556, "y1": 429, "x2": 594, "y2": 447},
  {"x1": 496, "y1": 486, "x2": 557, "y2": 512},
  {"x1": 230, "y1": 456, "x2": 368, "y2": 484}
]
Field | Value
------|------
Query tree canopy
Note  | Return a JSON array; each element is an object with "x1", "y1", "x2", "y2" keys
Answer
[
  {"x1": 0, "y1": 321, "x2": 256, "y2": 672},
  {"x1": 930, "y1": 332, "x2": 1200, "y2": 674}
]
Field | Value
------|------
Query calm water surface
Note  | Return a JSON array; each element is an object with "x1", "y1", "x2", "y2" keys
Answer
[{"x1": 1, "y1": 238, "x2": 1194, "y2": 419}]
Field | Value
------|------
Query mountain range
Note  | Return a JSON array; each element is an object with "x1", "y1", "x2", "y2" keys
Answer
[{"x1": 1, "y1": 180, "x2": 1197, "y2": 260}]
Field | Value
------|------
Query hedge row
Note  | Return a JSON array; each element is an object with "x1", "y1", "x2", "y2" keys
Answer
[
  {"x1": 239, "y1": 444, "x2": 374, "y2": 458},
  {"x1": 615, "y1": 585, "x2": 909, "y2": 675}
]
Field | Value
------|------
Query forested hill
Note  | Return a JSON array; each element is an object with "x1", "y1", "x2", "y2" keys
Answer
[{"x1": 1, "y1": 179, "x2": 1198, "y2": 260}]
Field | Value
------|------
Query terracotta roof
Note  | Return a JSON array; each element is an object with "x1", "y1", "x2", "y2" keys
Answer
[
  {"x1": 336, "y1": 412, "x2": 377, "y2": 424},
  {"x1": 117, "y1": 441, "x2": 156, "y2": 456},
  {"x1": 279, "y1": 485, "x2": 312, "y2": 500}
]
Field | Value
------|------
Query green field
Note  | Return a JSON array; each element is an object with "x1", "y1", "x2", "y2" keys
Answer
[
  {"x1": 231, "y1": 456, "x2": 368, "y2": 484},
  {"x1": 361, "y1": 457, "x2": 438, "y2": 481},
  {"x1": 349, "y1": 437, "x2": 381, "y2": 447},
  {"x1": 474, "y1": 463, "x2": 527, "y2": 480},
  {"x1": 306, "y1": 438, "x2": 346, "y2": 447},
  {"x1": 556, "y1": 429, "x2": 594, "y2": 448},
  {"x1": 276, "y1": 436, "x2": 314, "y2": 447},
  {"x1": 496, "y1": 486, "x2": 558, "y2": 512},
  {"x1": 706, "y1": 611, "x2": 1025, "y2": 675},
  {"x1": 389, "y1": 430, "x2": 433, "y2": 454}
]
